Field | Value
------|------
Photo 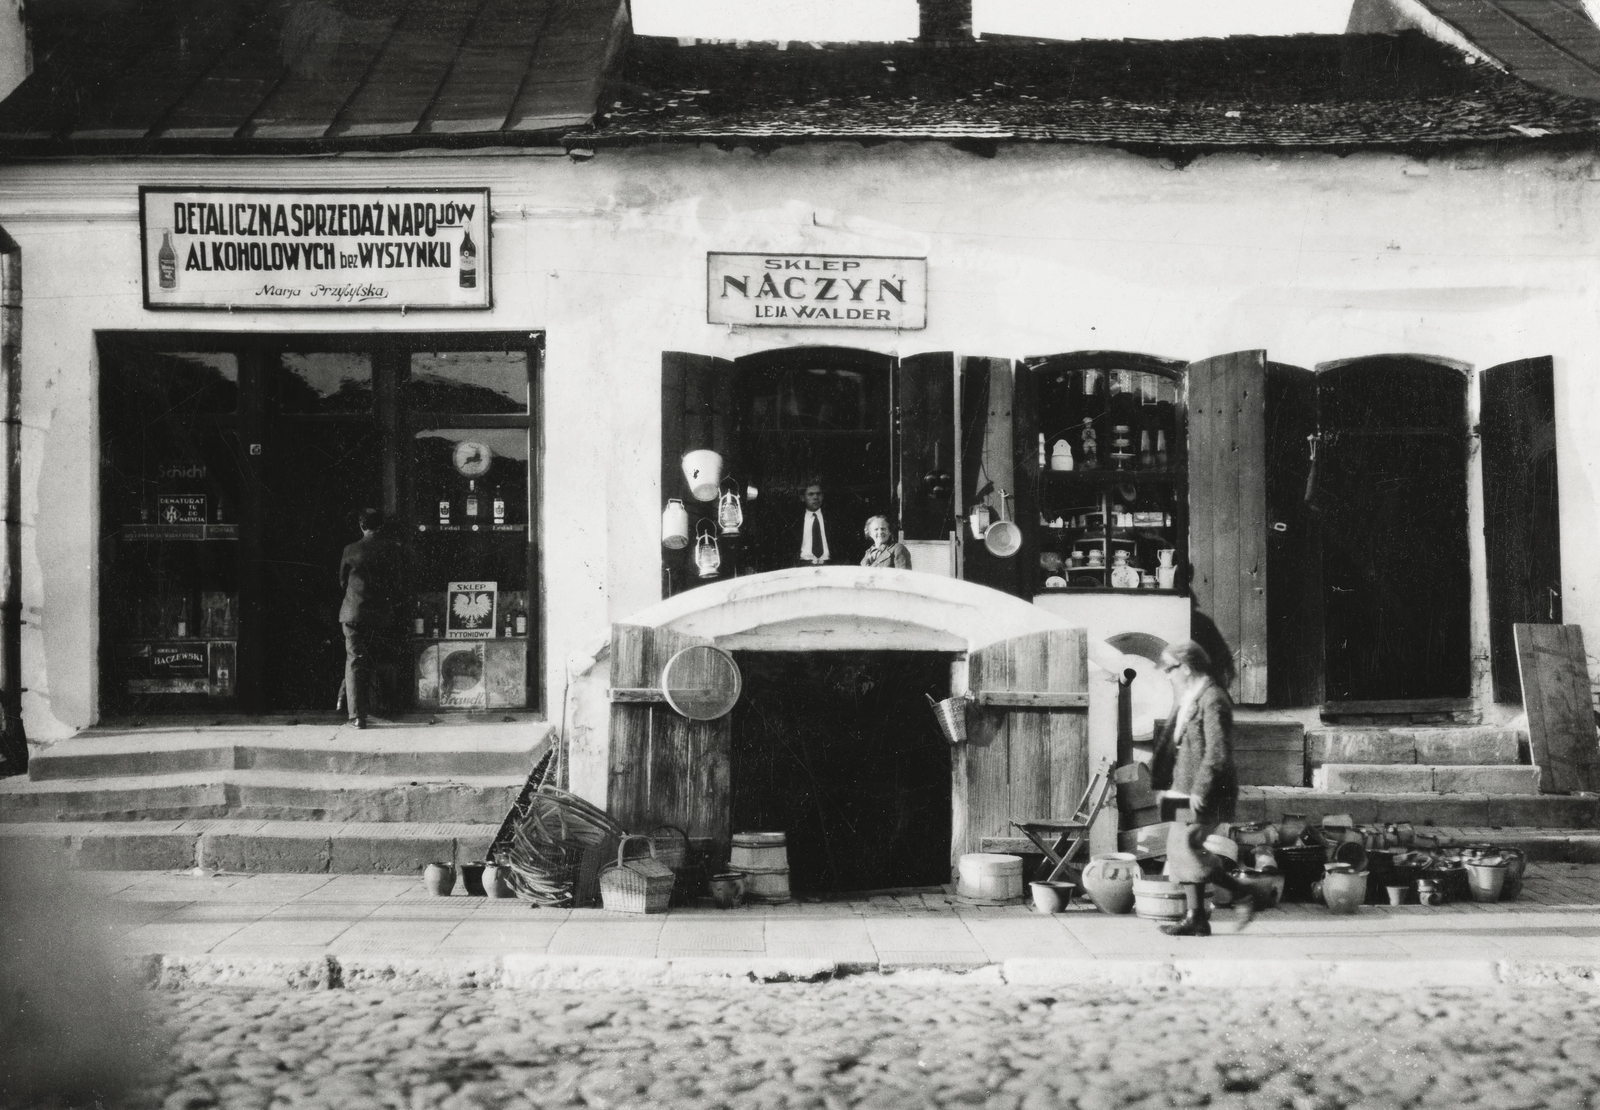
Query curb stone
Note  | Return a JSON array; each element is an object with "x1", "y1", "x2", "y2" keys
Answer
[{"x1": 133, "y1": 953, "x2": 1600, "y2": 990}]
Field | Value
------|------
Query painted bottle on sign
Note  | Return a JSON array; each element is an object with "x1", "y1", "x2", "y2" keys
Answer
[
  {"x1": 492, "y1": 488, "x2": 506, "y2": 524},
  {"x1": 465, "y1": 480, "x2": 479, "y2": 519},
  {"x1": 459, "y1": 229, "x2": 477, "y2": 289},
  {"x1": 158, "y1": 229, "x2": 177, "y2": 289},
  {"x1": 438, "y1": 497, "x2": 451, "y2": 526}
]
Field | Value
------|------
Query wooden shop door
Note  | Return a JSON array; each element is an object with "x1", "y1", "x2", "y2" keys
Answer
[
  {"x1": 1312, "y1": 357, "x2": 1470, "y2": 705},
  {"x1": 957, "y1": 628, "x2": 1089, "y2": 871}
]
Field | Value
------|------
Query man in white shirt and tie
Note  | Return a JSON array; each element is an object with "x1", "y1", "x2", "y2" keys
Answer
[{"x1": 798, "y1": 480, "x2": 832, "y2": 566}]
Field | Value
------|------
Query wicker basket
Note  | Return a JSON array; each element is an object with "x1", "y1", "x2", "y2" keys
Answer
[{"x1": 599, "y1": 835, "x2": 676, "y2": 914}]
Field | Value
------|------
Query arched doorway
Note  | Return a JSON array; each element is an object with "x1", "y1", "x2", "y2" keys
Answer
[{"x1": 1313, "y1": 355, "x2": 1471, "y2": 703}]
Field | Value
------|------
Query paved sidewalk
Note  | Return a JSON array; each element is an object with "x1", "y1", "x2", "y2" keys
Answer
[{"x1": 85, "y1": 862, "x2": 1600, "y2": 991}]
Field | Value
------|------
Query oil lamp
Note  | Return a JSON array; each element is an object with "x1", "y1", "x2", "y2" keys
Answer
[
  {"x1": 694, "y1": 520, "x2": 722, "y2": 578},
  {"x1": 717, "y1": 478, "x2": 743, "y2": 535}
]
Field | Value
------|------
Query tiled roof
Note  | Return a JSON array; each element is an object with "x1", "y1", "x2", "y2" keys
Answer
[
  {"x1": 0, "y1": 0, "x2": 628, "y2": 151},
  {"x1": 1412, "y1": 0, "x2": 1600, "y2": 100},
  {"x1": 589, "y1": 32, "x2": 1600, "y2": 151}
]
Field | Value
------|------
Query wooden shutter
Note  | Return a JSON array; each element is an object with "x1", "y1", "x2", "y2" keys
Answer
[
  {"x1": 607, "y1": 623, "x2": 732, "y2": 850},
  {"x1": 895, "y1": 352, "x2": 955, "y2": 541},
  {"x1": 1186, "y1": 350, "x2": 1269, "y2": 704},
  {"x1": 1482, "y1": 357, "x2": 1562, "y2": 703},
  {"x1": 1264, "y1": 362, "x2": 1322, "y2": 706},
  {"x1": 956, "y1": 629, "x2": 1088, "y2": 869},
  {"x1": 661, "y1": 352, "x2": 737, "y2": 597},
  {"x1": 959, "y1": 357, "x2": 1022, "y2": 596}
]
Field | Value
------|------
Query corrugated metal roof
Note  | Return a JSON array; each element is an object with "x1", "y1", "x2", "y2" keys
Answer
[
  {"x1": 0, "y1": 0, "x2": 628, "y2": 150},
  {"x1": 588, "y1": 33, "x2": 1598, "y2": 151},
  {"x1": 1415, "y1": 0, "x2": 1600, "y2": 100}
]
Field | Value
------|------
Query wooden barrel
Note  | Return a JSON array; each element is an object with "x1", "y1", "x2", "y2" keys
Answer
[
  {"x1": 731, "y1": 832, "x2": 791, "y2": 904},
  {"x1": 1133, "y1": 877, "x2": 1187, "y2": 921},
  {"x1": 957, "y1": 853, "x2": 1024, "y2": 903},
  {"x1": 730, "y1": 831, "x2": 788, "y2": 871}
]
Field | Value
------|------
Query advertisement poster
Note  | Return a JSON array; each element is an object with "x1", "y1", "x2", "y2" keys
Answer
[{"x1": 140, "y1": 187, "x2": 491, "y2": 310}]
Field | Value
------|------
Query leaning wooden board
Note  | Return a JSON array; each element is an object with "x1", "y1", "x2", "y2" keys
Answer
[{"x1": 1514, "y1": 623, "x2": 1600, "y2": 794}]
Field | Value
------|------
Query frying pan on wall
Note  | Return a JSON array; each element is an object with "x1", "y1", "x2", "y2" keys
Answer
[{"x1": 983, "y1": 489, "x2": 1022, "y2": 558}]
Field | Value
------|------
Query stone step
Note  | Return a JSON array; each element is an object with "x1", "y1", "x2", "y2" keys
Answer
[
  {"x1": 0, "y1": 770, "x2": 523, "y2": 824},
  {"x1": 1305, "y1": 726, "x2": 1524, "y2": 769},
  {"x1": 1237, "y1": 786, "x2": 1599, "y2": 829},
  {"x1": 1311, "y1": 764, "x2": 1542, "y2": 795},
  {"x1": 0, "y1": 819, "x2": 499, "y2": 873},
  {"x1": 28, "y1": 721, "x2": 550, "y2": 781},
  {"x1": 1123, "y1": 822, "x2": 1600, "y2": 863}
]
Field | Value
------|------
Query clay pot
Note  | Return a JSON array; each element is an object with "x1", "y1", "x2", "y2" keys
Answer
[
  {"x1": 1417, "y1": 879, "x2": 1444, "y2": 907},
  {"x1": 1386, "y1": 884, "x2": 1410, "y2": 906},
  {"x1": 483, "y1": 864, "x2": 515, "y2": 898},
  {"x1": 423, "y1": 862, "x2": 456, "y2": 897},
  {"x1": 460, "y1": 863, "x2": 486, "y2": 897},
  {"x1": 1030, "y1": 880, "x2": 1075, "y2": 914},
  {"x1": 708, "y1": 872, "x2": 745, "y2": 909},
  {"x1": 1277, "y1": 813, "x2": 1308, "y2": 846},
  {"x1": 1322, "y1": 869, "x2": 1368, "y2": 915},
  {"x1": 1080, "y1": 853, "x2": 1140, "y2": 915},
  {"x1": 1467, "y1": 861, "x2": 1507, "y2": 903}
]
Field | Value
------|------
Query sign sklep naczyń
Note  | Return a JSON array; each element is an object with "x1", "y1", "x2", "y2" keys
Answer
[
  {"x1": 140, "y1": 187, "x2": 491, "y2": 310},
  {"x1": 707, "y1": 253, "x2": 926, "y2": 329}
]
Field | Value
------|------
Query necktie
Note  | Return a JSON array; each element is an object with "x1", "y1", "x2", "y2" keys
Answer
[{"x1": 802, "y1": 510, "x2": 829, "y2": 562}]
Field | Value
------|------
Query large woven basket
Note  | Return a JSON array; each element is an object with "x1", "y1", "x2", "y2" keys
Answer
[
  {"x1": 498, "y1": 784, "x2": 624, "y2": 908},
  {"x1": 599, "y1": 835, "x2": 675, "y2": 914}
]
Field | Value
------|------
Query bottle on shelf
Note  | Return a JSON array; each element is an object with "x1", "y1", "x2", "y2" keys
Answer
[
  {"x1": 515, "y1": 607, "x2": 527, "y2": 636},
  {"x1": 465, "y1": 480, "x2": 480, "y2": 520},
  {"x1": 438, "y1": 495, "x2": 451, "y2": 526},
  {"x1": 176, "y1": 595, "x2": 190, "y2": 638},
  {"x1": 503, "y1": 607, "x2": 515, "y2": 639},
  {"x1": 414, "y1": 597, "x2": 427, "y2": 638},
  {"x1": 1139, "y1": 430, "x2": 1154, "y2": 469},
  {"x1": 1156, "y1": 430, "x2": 1169, "y2": 469},
  {"x1": 492, "y1": 488, "x2": 506, "y2": 524}
]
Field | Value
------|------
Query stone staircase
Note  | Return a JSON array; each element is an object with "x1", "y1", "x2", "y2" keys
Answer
[
  {"x1": 0, "y1": 719, "x2": 551, "y2": 873},
  {"x1": 1235, "y1": 721, "x2": 1600, "y2": 840}
]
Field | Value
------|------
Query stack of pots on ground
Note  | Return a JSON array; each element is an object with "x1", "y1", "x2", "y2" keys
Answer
[{"x1": 729, "y1": 831, "x2": 792, "y2": 905}]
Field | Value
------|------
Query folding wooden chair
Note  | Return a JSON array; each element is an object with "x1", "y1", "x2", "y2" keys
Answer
[{"x1": 1012, "y1": 759, "x2": 1116, "y2": 882}]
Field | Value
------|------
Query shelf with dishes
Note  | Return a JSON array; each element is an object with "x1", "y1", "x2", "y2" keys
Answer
[{"x1": 1034, "y1": 489, "x2": 1184, "y2": 594}]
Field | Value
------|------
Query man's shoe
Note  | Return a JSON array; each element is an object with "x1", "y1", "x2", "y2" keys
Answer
[
  {"x1": 1160, "y1": 912, "x2": 1211, "y2": 937},
  {"x1": 354, "y1": 716, "x2": 368, "y2": 730},
  {"x1": 1234, "y1": 882, "x2": 1273, "y2": 932}
]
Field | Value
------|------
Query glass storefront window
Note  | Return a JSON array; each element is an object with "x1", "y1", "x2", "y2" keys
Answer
[
  {"x1": 278, "y1": 352, "x2": 373, "y2": 413},
  {"x1": 99, "y1": 334, "x2": 541, "y2": 717},
  {"x1": 407, "y1": 351, "x2": 528, "y2": 413}
]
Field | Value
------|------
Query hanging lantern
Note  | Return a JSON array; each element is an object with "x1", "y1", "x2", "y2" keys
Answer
[
  {"x1": 717, "y1": 478, "x2": 743, "y2": 535},
  {"x1": 662, "y1": 499, "x2": 690, "y2": 549},
  {"x1": 681, "y1": 450, "x2": 723, "y2": 502},
  {"x1": 694, "y1": 520, "x2": 722, "y2": 578},
  {"x1": 968, "y1": 501, "x2": 992, "y2": 539}
]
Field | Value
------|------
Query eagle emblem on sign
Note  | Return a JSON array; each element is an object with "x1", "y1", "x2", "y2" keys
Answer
[{"x1": 452, "y1": 591, "x2": 493, "y2": 627}]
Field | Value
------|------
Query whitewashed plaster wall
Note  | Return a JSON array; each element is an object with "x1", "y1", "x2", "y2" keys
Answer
[{"x1": 0, "y1": 140, "x2": 1596, "y2": 735}]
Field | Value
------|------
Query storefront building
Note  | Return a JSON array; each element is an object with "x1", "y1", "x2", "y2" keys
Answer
[{"x1": 0, "y1": 1, "x2": 1595, "y2": 881}]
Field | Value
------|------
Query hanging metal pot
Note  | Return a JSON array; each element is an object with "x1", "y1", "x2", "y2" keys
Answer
[
  {"x1": 983, "y1": 489, "x2": 1022, "y2": 558},
  {"x1": 661, "y1": 498, "x2": 690, "y2": 550},
  {"x1": 717, "y1": 478, "x2": 743, "y2": 536},
  {"x1": 694, "y1": 520, "x2": 722, "y2": 578},
  {"x1": 681, "y1": 449, "x2": 723, "y2": 502}
]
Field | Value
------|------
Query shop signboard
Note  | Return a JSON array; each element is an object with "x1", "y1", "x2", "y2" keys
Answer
[
  {"x1": 446, "y1": 581, "x2": 497, "y2": 640},
  {"x1": 707, "y1": 253, "x2": 926, "y2": 329},
  {"x1": 139, "y1": 187, "x2": 491, "y2": 311}
]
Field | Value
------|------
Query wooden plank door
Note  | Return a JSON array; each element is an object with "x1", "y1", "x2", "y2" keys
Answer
[
  {"x1": 1514, "y1": 623, "x2": 1599, "y2": 794},
  {"x1": 1186, "y1": 350, "x2": 1269, "y2": 704},
  {"x1": 956, "y1": 629, "x2": 1088, "y2": 871},
  {"x1": 1265, "y1": 362, "x2": 1322, "y2": 707},
  {"x1": 1482, "y1": 357, "x2": 1562, "y2": 703},
  {"x1": 1314, "y1": 357, "x2": 1470, "y2": 702},
  {"x1": 660, "y1": 352, "x2": 738, "y2": 597},
  {"x1": 608, "y1": 623, "x2": 733, "y2": 850},
  {"x1": 895, "y1": 352, "x2": 955, "y2": 542}
]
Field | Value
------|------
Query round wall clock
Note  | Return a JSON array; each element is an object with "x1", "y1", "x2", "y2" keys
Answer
[{"x1": 452, "y1": 440, "x2": 493, "y2": 477}]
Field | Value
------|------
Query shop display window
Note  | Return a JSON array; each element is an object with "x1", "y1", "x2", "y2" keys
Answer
[
  {"x1": 99, "y1": 333, "x2": 541, "y2": 716},
  {"x1": 1027, "y1": 361, "x2": 1187, "y2": 593}
]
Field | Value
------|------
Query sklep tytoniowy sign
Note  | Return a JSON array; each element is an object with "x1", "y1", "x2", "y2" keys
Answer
[
  {"x1": 140, "y1": 187, "x2": 490, "y2": 310},
  {"x1": 707, "y1": 253, "x2": 926, "y2": 329}
]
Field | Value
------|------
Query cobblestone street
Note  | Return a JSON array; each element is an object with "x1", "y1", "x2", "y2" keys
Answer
[{"x1": 112, "y1": 979, "x2": 1600, "y2": 1110}]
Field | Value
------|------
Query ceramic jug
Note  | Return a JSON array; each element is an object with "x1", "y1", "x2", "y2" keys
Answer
[
  {"x1": 1080, "y1": 853, "x2": 1140, "y2": 915},
  {"x1": 1157, "y1": 548, "x2": 1176, "y2": 568}
]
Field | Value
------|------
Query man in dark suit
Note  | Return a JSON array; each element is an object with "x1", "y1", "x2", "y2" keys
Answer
[
  {"x1": 781, "y1": 477, "x2": 864, "y2": 569},
  {"x1": 337, "y1": 507, "x2": 401, "y2": 728}
]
